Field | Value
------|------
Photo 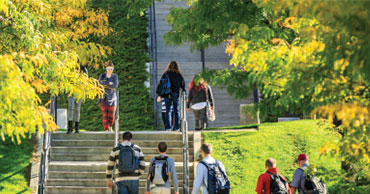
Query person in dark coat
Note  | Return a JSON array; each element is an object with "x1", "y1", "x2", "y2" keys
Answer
[
  {"x1": 98, "y1": 61, "x2": 118, "y2": 132},
  {"x1": 161, "y1": 61, "x2": 185, "y2": 131},
  {"x1": 186, "y1": 76, "x2": 214, "y2": 130}
]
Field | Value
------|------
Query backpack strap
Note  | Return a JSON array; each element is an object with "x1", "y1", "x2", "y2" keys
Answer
[
  {"x1": 199, "y1": 160, "x2": 210, "y2": 169},
  {"x1": 296, "y1": 168, "x2": 307, "y2": 194},
  {"x1": 118, "y1": 143, "x2": 134, "y2": 149},
  {"x1": 215, "y1": 160, "x2": 228, "y2": 180}
]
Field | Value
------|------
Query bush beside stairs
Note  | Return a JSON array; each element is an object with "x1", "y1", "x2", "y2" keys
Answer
[{"x1": 45, "y1": 131, "x2": 198, "y2": 194}]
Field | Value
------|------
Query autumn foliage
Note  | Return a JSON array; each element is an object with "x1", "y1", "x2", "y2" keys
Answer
[
  {"x1": 0, "y1": 0, "x2": 111, "y2": 142},
  {"x1": 165, "y1": 0, "x2": 370, "y2": 185}
]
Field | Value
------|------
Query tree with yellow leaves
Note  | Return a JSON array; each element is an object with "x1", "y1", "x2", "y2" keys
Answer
[
  {"x1": 164, "y1": 0, "x2": 370, "y2": 190},
  {"x1": 0, "y1": 0, "x2": 111, "y2": 143}
]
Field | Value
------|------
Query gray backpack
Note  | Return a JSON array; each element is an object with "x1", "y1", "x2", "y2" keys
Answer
[{"x1": 149, "y1": 156, "x2": 169, "y2": 185}]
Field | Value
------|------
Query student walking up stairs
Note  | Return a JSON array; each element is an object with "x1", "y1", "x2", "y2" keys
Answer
[{"x1": 45, "y1": 132, "x2": 196, "y2": 194}]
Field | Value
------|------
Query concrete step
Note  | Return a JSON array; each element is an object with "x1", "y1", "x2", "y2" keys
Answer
[
  {"x1": 46, "y1": 186, "x2": 190, "y2": 194},
  {"x1": 48, "y1": 162, "x2": 194, "y2": 174},
  {"x1": 156, "y1": 56, "x2": 230, "y2": 63},
  {"x1": 51, "y1": 153, "x2": 194, "y2": 162},
  {"x1": 52, "y1": 132, "x2": 194, "y2": 141},
  {"x1": 48, "y1": 171, "x2": 194, "y2": 180},
  {"x1": 51, "y1": 147, "x2": 194, "y2": 155},
  {"x1": 52, "y1": 139, "x2": 194, "y2": 148},
  {"x1": 155, "y1": 62, "x2": 233, "y2": 70},
  {"x1": 46, "y1": 178, "x2": 193, "y2": 187}
]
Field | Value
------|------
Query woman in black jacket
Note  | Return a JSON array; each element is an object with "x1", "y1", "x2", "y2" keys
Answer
[
  {"x1": 186, "y1": 76, "x2": 214, "y2": 130},
  {"x1": 162, "y1": 61, "x2": 185, "y2": 131}
]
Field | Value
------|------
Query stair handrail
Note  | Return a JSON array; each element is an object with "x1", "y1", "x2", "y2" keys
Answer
[
  {"x1": 147, "y1": 0, "x2": 159, "y2": 128},
  {"x1": 180, "y1": 89, "x2": 190, "y2": 194},
  {"x1": 112, "y1": 90, "x2": 120, "y2": 194},
  {"x1": 114, "y1": 90, "x2": 120, "y2": 147},
  {"x1": 38, "y1": 96, "x2": 55, "y2": 194}
]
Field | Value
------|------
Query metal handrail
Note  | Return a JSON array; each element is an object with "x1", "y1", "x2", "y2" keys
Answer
[
  {"x1": 180, "y1": 89, "x2": 190, "y2": 194},
  {"x1": 38, "y1": 96, "x2": 55, "y2": 194},
  {"x1": 148, "y1": 0, "x2": 159, "y2": 128},
  {"x1": 114, "y1": 90, "x2": 120, "y2": 147},
  {"x1": 112, "y1": 90, "x2": 120, "y2": 194}
]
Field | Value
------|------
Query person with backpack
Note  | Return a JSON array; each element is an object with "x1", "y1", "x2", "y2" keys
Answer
[
  {"x1": 291, "y1": 154, "x2": 327, "y2": 194},
  {"x1": 145, "y1": 142, "x2": 179, "y2": 194},
  {"x1": 98, "y1": 60, "x2": 118, "y2": 132},
  {"x1": 291, "y1": 154, "x2": 309, "y2": 194},
  {"x1": 106, "y1": 132, "x2": 146, "y2": 194},
  {"x1": 255, "y1": 158, "x2": 291, "y2": 194},
  {"x1": 157, "y1": 61, "x2": 185, "y2": 131},
  {"x1": 67, "y1": 64, "x2": 88, "y2": 134},
  {"x1": 186, "y1": 76, "x2": 215, "y2": 130},
  {"x1": 192, "y1": 143, "x2": 230, "y2": 194}
]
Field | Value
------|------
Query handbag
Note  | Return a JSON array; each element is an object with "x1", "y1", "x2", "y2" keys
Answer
[
  {"x1": 205, "y1": 85, "x2": 216, "y2": 121},
  {"x1": 191, "y1": 102, "x2": 207, "y2": 110}
]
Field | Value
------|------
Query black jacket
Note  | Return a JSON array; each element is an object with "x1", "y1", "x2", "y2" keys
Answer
[
  {"x1": 164, "y1": 71, "x2": 185, "y2": 94},
  {"x1": 187, "y1": 85, "x2": 214, "y2": 108}
]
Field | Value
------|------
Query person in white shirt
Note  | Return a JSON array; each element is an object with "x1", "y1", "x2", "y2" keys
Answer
[{"x1": 191, "y1": 143, "x2": 227, "y2": 194}]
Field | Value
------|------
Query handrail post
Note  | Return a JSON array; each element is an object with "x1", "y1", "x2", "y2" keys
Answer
[
  {"x1": 112, "y1": 90, "x2": 119, "y2": 194},
  {"x1": 38, "y1": 96, "x2": 55, "y2": 194},
  {"x1": 180, "y1": 89, "x2": 189, "y2": 194},
  {"x1": 114, "y1": 90, "x2": 119, "y2": 147}
]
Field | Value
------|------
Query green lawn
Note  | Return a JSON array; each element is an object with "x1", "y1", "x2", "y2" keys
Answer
[
  {"x1": 0, "y1": 137, "x2": 35, "y2": 194},
  {"x1": 203, "y1": 120, "x2": 341, "y2": 194},
  {"x1": 205, "y1": 123, "x2": 259, "y2": 130}
]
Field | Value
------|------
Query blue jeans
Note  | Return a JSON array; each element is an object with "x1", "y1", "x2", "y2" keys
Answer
[
  {"x1": 165, "y1": 92, "x2": 180, "y2": 130},
  {"x1": 116, "y1": 180, "x2": 139, "y2": 194}
]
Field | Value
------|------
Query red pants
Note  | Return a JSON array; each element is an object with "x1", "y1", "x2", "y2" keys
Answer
[{"x1": 100, "y1": 104, "x2": 116, "y2": 131}]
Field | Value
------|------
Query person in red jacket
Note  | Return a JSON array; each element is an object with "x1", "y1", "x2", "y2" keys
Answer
[{"x1": 256, "y1": 158, "x2": 291, "y2": 194}]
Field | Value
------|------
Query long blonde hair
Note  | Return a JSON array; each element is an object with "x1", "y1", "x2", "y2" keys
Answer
[{"x1": 164, "y1": 61, "x2": 183, "y2": 76}]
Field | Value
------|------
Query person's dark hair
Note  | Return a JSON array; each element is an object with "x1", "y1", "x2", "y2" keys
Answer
[
  {"x1": 107, "y1": 60, "x2": 114, "y2": 67},
  {"x1": 122, "y1": 131, "x2": 132, "y2": 141},
  {"x1": 265, "y1": 158, "x2": 277, "y2": 168},
  {"x1": 158, "y1": 142, "x2": 168, "y2": 153},
  {"x1": 164, "y1": 60, "x2": 182, "y2": 75},
  {"x1": 201, "y1": 143, "x2": 212, "y2": 155}
]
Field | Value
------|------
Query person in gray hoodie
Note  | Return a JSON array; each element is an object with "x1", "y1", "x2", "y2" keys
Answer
[{"x1": 146, "y1": 142, "x2": 179, "y2": 194}]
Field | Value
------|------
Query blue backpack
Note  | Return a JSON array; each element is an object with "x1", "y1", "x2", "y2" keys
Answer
[
  {"x1": 200, "y1": 160, "x2": 230, "y2": 194},
  {"x1": 156, "y1": 74, "x2": 171, "y2": 97},
  {"x1": 118, "y1": 144, "x2": 139, "y2": 173}
]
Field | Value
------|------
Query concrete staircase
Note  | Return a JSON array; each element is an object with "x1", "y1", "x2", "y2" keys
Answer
[
  {"x1": 45, "y1": 132, "x2": 197, "y2": 194},
  {"x1": 152, "y1": 0, "x2": 253, "y2": 129}
]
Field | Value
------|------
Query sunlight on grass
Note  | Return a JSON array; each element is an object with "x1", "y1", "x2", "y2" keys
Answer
[
  {"x1": 0, "y1": 137, "x2": 34, "y2": 194},
  {"x1": 203, "y1": 120, "x2": 341, "y2": 194}
]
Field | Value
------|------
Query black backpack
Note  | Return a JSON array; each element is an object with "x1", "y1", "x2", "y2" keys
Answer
[
  {"x1": 298, "y1": 168, "x2": 327, "y2": 194},
  {"x1": 200, "y1": 160, "x2": 230, "y2": 194},
  {"x1": 118, "y1": 144, "x2": 139, "y2": 173},
  {"x1": 156, "y1": 74, "x2": 171, "y2": 97},
  {"x1": 267, "y1": 172, "x2": 289, "y2": 194}
]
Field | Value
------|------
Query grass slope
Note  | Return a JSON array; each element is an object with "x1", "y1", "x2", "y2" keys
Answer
[
  {"x1": 0, "y1": 138, "x2": 34, "y2": 194},
  {"x1": 203, "y1": 120, "x2": 341, "y2": 194}
]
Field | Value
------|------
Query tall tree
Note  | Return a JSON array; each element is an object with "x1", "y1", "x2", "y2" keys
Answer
[
  {"x1": 0, "y1": 0, "x2": 111, "y2": 142},
  {"x1": 164, "y1": 0, "x2": 370, "y2": 183}
]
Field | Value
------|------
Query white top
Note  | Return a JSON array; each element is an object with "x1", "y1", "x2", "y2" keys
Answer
[{"x1": 191, "y1": 156, "x2": 226, "y2": 194}]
